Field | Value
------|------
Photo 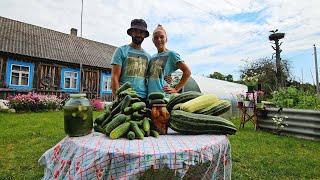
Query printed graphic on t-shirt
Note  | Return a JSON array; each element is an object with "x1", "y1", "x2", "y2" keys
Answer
[
  {"x1": 148, "y1": 56, "x2": 168, "y2": 79},
  {"x1": 125, "y1": 52, "x2": 148, "y2": 77}
]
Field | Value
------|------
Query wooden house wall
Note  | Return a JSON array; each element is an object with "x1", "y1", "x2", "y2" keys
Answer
[
  {"x1": 0, "y1": 54, "x2": 113, "y2": 101},
  {"x1": 0, "y1": 56, "x2": 7, "y2": 88}
]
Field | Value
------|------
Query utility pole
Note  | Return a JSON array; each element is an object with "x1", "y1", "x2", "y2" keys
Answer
[
  {"x1": 314, "y1": 44, "x2": 319, "y2": 94},
  {"x1": 81, "y1": 0, "x2": 83, "y2": 37},
  {"x1": 301, "y1": 68, "x2": 303, "y2": 84},
  {"x1": 269, "y1": 29, "x2": 285, "y2": 87}
]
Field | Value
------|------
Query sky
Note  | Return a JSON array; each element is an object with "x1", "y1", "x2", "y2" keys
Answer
[{"x1": 0, "y1": 0, "x2": 319, "y2": 84}]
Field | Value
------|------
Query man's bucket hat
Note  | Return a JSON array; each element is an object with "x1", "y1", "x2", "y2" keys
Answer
[{"x1": 127, "y1": 19, "x2": 149, "y2": 38}]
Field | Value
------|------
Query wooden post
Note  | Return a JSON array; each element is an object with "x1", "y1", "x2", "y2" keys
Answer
[{"x1": 314, "y1": 44, "x2": 319, "y2": 94}]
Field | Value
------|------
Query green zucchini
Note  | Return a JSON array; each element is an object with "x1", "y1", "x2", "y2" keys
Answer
[
  {"x1": 131, "y1": 102, "x2": 146, "y2": 111},
  {"x1": 124, "y1": 107, "x2": 135, "y2": 115},
  {"x1": 148, "y1": 92, "x2": 165, "y2": 100},
  {"x1": 211, "y1": 101, "x2": 231, "y2": 116},
  {"x1": 116, "y1": 82, "x2": 131, "y2": 96},
  {"x1": 150, "y1": 99, "x2": 166, "y2": 105},
  {"x1": 105, "y1": 114, "x2": 127, "y2": 133},
  {"x1": 94, "y1": 113, "x2": 106, "y2": 125},
  {"x1": 142, "y1": 118, "x2": 150, "y2": 132},
  {"x1": 110, "y1": 122, "x2": 131, "y2": 139},
  {"x1": 167, "y1": 91, "x2": 203, "y2": 112},
  {"x1": 150, "y1": 130, "x2": 160, "y2": 138},
  {"x1": 120, "y1": 95, "x2": 132, "y2": 112},
  {"x1": 169, "y1": 110, "x2": 236, "y2": 135},
  {"x1": 93, "y1": 123, "x2": 107, "y2": 134},
  {"x1": 127, "y1": 131, "x2": 136, "y2": 140},
  {"x1": 131, "y1": 122, "x2": 144, "y2": 139},
  {"x1": 132, "y1": 111, "x2": 144, "y2": 120}
]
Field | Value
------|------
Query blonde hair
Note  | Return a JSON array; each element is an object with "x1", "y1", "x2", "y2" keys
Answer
[{"x1": 153, "y1": 24, "x2": 167, "y2": 37}]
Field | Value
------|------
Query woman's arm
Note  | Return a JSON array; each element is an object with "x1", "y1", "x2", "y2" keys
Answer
[{"x1": 164, "y1": 61, "x2": 191, "y2": 93}]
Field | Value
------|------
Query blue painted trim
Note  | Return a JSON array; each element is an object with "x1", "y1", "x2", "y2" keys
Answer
[
  {"x1": 6, "y1": 59, "x2": 34, "y2": 90},
  {"x1": 60, "y1": 68, "x2": 80, "y2": 92},
  {"x1": 100, "y1": 72, "x2": 112, "y2": 94}
]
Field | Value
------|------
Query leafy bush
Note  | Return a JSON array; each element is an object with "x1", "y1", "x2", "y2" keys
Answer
[
  {"x1": 272, "y1": 86, "x2": 320, "y2": 110},
  {"x1": 8, "y1": 92, "x2": 63, "y2": 112}
]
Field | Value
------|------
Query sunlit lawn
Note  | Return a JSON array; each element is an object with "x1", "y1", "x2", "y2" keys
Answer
[{"x1": 0, "y1": 111, "x2": 319, "y2": 179}]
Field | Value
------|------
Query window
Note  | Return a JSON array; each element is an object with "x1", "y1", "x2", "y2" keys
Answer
[
  {"x1": 6, "y1": 59, "x2": 34, "y2": 89},
  {"x1": 60, "y1": 68, "x2": 80, "y2": 92},
  {"x1": 64, "y1": 71, "x2": 78, "y2": 89},
  {"x1": 10, "y1": 65, "x2": 30, "y2": 86},
  {"x1": 100, "y1": 73, "x2": 112, "y2": 94},
  {"x1": 103, "y1": 75, "x2": 112, "y2": 91}
]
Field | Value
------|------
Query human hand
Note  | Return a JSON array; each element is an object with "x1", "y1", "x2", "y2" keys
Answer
[
  {"x1": 163, "y1": 85, "x2": 178, "y2": 94},
  {"x1": 164, "y1": 75, "x2": 172, "y2": 84}
]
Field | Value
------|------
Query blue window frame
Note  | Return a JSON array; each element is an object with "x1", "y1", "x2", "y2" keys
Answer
[
  {"x1": 100, "y1": 72, "x2": 112, "y2": 94},
  {"x1": 60, "y1": 68, "x2": 80, "y2": 92},
  {"x1": 6, "y1": 59, "x2": 34, "y2": 89}
]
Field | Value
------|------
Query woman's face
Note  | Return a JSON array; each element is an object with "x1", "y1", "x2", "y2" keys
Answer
[{"x1": 153, "y1": 31, "x2": 167, "y2": 51}]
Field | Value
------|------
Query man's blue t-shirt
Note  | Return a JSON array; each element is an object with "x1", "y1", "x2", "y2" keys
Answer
[
  {"x1": 111, "y1": 45, "x2": 150, "y2": 98},
  {"x1": 147, "y1": 50, "x2": 183, "y2": 94}
]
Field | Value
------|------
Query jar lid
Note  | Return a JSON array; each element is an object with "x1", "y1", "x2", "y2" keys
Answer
[
  {"x1": 152, "y1": 104, "x2": 167, "y2": 107},
  {"x1": 70, "y1": 93, "x2": 87, "y2": 98}
]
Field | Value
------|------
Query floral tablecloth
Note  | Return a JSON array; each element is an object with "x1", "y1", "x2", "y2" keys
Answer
[{"x1": 38, "y1": 129, "x2": 232, "y2": 179}]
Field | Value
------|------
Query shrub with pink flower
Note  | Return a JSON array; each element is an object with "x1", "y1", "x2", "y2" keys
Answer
[
  {"x1": 8, "y1": 92, "x2": 63, "y2": 112},
  {"x1": 91, "y1": 99, "x2": 104, "y2": 111}
]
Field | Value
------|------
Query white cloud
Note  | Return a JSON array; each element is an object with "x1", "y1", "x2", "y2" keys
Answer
[{"x1": 0, "y1": 0, "x2": 319, "y2": 83}]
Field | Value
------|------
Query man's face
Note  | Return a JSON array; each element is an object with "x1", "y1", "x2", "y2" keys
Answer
[
  {"x1": 131, "y1": 29, "x2": 146, "y2": 45},
  {"x1": 153, "y1": 31, "x2": 167, "y2": 50}
]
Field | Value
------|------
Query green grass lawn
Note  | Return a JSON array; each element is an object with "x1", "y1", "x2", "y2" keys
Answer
[{"x1": 0, "y1": 111, "x2": 319, "y2": 179}]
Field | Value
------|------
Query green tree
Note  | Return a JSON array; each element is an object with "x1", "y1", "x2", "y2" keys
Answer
[
  {"x1": 239, "y1": 57, "x2": 291, "y2": 97},
  {"x1": 208, "y1": 72, "x2": 233, "y2": 82},
  {"x1": 225, "y1": 74, "x2": 233, "y2": 82}
]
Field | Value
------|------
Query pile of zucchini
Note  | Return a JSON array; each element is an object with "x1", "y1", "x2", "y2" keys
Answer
[
  {"x1": 94, "y1": 82, "x2": 159, "y2": 140},
  {"x1": 166, "y1": 92, "x2": 237, "y2": 135}
]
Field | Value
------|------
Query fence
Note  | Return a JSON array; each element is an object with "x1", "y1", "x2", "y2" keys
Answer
[{"x1": 258, "y1": 108, "x2": 320, "y2": 141}]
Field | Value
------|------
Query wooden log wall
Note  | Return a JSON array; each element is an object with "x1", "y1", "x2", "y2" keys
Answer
[
  {"x1": 36, "y1": 63, "x2": 60, "y2": 91},
  {"x1": 82, "y1": 69, "x2": 100, "y2": 99},
  {"x1": 0, "y1": 56, "x2": 7, "y2": 88}
]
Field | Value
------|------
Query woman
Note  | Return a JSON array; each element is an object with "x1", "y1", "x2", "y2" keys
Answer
[{"x1": 147, "y1": 24, "x2": 191, "y2": 95}]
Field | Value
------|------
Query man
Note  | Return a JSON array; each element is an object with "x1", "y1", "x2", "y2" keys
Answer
[{"x1": 111, "y1": 19, "x2": 151, "y2": 100}]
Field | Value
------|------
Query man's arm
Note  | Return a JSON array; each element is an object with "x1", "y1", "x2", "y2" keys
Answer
[{"x1": 111, "y1": 65, "x2": 121, "y2": 98}]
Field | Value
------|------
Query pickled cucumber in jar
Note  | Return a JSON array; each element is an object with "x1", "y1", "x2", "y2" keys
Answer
[{"x1": 64, "y1": 94, "x2": 93, "y2": 137}]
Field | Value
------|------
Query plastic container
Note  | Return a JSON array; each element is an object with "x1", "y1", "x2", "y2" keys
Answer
[
  {"x1": 151, "y1": 104, "x2": 170, "y2": 134},
  {"x1": 63, "y1": 94, "x2": 93, "y2": 137}
]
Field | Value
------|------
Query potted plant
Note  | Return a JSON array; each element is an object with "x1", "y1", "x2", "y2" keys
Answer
[
  {"x1": 242, "y1": 70, "x2": 259, "y2": 92},
  {"x1": 236, "y1": 93, "x2": 245, "y2": 108},
  {"x1": 256, "y1": 102, "x2": 264, "y2": 109},
  {"x1": 244, "y1": 96, "x2": 251, "y2": 107}
]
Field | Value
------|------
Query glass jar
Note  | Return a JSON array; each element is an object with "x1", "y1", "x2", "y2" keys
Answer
[
  {"x1": 63, "y1": 94, "x2": 93, "y2": 137},
  {"x1": 151, "y1": 104, "x2": 170, "y2": 135}
]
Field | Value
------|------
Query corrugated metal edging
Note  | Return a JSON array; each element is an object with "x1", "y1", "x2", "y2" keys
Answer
[{"x1": 258, "y1": 108, "x2": 320, "y2": 141}]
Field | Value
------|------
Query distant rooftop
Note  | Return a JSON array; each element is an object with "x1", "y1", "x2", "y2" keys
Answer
[{"x1": 0, "y1": 16, "x2": 117, "y2": 68}]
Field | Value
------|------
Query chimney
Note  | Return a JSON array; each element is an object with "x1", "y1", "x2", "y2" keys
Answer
[{"x1": 70, "y1": 28, "x2": 77, "y2": 36}]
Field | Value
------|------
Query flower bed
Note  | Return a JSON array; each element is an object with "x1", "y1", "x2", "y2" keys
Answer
[{"x1": 8, "y1": 92, "x2": 63, "y2": 112}]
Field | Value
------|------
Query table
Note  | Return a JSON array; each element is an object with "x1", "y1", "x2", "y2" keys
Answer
[
  {"x1": 239, "y1": 92, "x2": 258, "y2": 130},
  {"x1": 38, "y1": 129, "x2": 232, "y2": 179},
  {"x1": 239, "y1": 104, "x2": 258, "y2": 130}
]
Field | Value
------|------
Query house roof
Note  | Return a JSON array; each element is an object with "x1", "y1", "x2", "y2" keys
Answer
[{"x1": 0, "y1": 16, "x2": 117, "y2": 69}]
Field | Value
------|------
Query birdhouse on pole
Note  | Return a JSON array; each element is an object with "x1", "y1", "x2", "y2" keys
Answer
[{"x1": 269, "y1": 29, "x2": 285, "y2": 87}]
